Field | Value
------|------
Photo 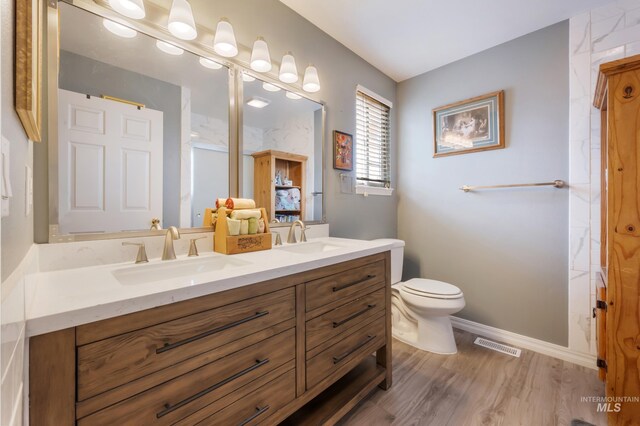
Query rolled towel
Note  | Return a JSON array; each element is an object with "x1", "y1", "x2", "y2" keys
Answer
[
  {"x1": 258, "y1": 218, "x2": 265, "y2": 234},
  {"x1": 227, "y1": 218, "x2": 241, "y2": 236},
  {"x1": 225, "y1": 198, "x2": 256, "y2": 210},
  {"x1": 240, "y1": 219, "x2": 249, "y2": 235},
  {"x1": 248, "y1": 217, "x2": 258, "y2": 234},
  {"x1": 215, "y1": 198, "x2": 228, "y2": 209},
  {"x1": 230, "y1": 209, "x2": 262, "y2": 220}
]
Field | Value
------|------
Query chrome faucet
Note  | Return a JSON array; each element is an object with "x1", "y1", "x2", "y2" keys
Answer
[
  {"x1": 287, "y1": 220, "x2": 307, "y2": 244},
  {"x1": 162, "y1": 226, "x2": 181, "y2": 260}
]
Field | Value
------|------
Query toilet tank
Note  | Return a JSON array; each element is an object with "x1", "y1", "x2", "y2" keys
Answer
[{"x1": 374, "y1": 239, "x2": 405, "y2": 284}]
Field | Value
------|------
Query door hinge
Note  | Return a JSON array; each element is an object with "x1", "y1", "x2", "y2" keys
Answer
[
  {"x1": 596, "y1": 300, "x2": 607, "y2": 311},
  {"x1": 597, "y1": 358, "x2": 607, "y2": 371}
]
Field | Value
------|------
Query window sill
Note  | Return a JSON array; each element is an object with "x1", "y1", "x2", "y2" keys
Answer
[{"x1": 355, "y1": 185, "x2": 394, "y2": 197}]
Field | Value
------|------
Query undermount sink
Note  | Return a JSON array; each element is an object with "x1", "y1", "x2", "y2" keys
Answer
[
  {"x1": 276, "y1": 241, "x2": 343, "y2": 254},
  {"x1": 112, "y1": 256, "x2": 250, "y2": 285}
]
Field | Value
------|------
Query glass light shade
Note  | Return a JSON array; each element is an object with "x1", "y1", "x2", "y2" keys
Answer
[
  {"x1": 303, "y1": 65, "x2": 320, "y2": 93},
  {"x1": 242, "y1": 73, "x2": 256, "y2": 82},
  {"x1": 279, "y1": 52, "x2": 298, "y2": 83},
  {"x1": 168, "y1": 0, "x2": 197, "y2": 40},
  {"x1": 103, "y1": 19, "x2": 137, "y2": 38},
  {"x1": 156, "y1": 40, "x2": 184, "y2": 55},
  {"x1": 109, "y1": 0, "x2": 145, "y2": 19},
  {"x1": 199, "y1": 57, "x2": 222, "y2": 70},
  {"x1": 213, "y1": 18, "x2": 238, "y2": 57},
  {"x1": 250, "y1": 37, "x2": 272, "y2": 73},
  {"x1": 262, "y1": 82, "x2": 281, "y2": 92},
  {"x1": 286, "y1": 91, "x2": 302, "y2": 100}
]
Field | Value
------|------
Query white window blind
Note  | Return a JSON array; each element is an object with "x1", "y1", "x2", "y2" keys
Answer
[{"x1": 356, "y1": 90, "x2": 391, "y2": 187}]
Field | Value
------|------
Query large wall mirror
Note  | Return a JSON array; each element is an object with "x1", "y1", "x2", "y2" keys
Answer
[
  {"x1": 241, "y1": 72, "x2": 324, "y2": 223},
  {"x1": 50, "y1": 1, "x2": 325, "y2": 241}
]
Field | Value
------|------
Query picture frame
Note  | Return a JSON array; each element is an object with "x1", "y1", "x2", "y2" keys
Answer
[
  {"x1": 333, "y1": 130, "x2": 353, "y2": 171},
  {"x1": 15, "y1": 0, "x2": 43, "y2": 142},
  {"x1": 433, "y1": 90, "x2": 504, "y2": 157}
]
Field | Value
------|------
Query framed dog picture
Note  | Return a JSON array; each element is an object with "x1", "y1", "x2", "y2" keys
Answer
[
  {"x1": 333, "y1": 130, "x2": 353, "y2": 171},
  {"x1": 433, "y1": 90, "x2": 504, "y2": 157}
]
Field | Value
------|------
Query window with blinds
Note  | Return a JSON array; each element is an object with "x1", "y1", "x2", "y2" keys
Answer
[{"x1": 355, "y1": 90, "x2": 391, "y2": 187}]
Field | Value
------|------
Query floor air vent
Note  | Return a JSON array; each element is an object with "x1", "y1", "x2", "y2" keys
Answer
[{"x1": 474, "y1": 337, "x2": 521, "y2": 357}]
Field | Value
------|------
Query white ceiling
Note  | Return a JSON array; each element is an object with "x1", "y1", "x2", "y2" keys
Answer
[{"x1": 280, "y1": 0, "x2": 612, "y2": 81}]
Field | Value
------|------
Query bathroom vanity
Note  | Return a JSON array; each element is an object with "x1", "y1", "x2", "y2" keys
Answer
[{"x1": 27, "y1": 238, "x2": 393, "y2": 425}]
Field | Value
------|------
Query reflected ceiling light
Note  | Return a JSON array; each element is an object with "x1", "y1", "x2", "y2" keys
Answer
[
  {"x1": 108, "y1": 0, "x2": 145, "y2": 19},
  {"x1": 262, "y1": 82, "x2": 281, "y2": 92},
  {"x1": 168, "y1": 0, "x2": 197, "y2": 40},
  {"x1": 302, "y1": 65, "x2": 320, "y2": 93},
  {"x1": 250, "y1": 37, "x2": 272, "y2": 73},
  {"x1": 103, "y1": 19, "x2": 137, "y2": 38},
  {"x1": 199, "y1": 57, "x2": 222, "y2": 70},
  {"x1": 279, "y1": 52, "x2": 298, "y2": 83},
  {"x1": 286, "y1": 92, "x2": 302, "y2": 100},
  {"x1": 213, "y1": 18, "x2": 238, "y2": 57},
  {"x1": 156, "y1": 40, "x2": 184, "y2": 55},
  {"x1": 242, "y1": 74, "x2": 256, "y2": 82},
  {"x1": 246, "y1": 97, "x2": 271, "y2": 109}
]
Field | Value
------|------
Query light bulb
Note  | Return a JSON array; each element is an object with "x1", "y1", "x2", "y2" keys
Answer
[
  {"x1": 108, "y1": 0, "x2": 145, "y2": 19},
  {"x1": 168, "y1": 0, "x2": 197, "y2": 40},
  {"x1": 199, "y1": 57, "x2": 222, "y2": 70},
  {"x1": 286, "y1": 92, "x2": 302, "y2": 100},
  {"x1": 156, "y1": 40, "x2": 184, "y2": 55},
  {"x1": 250, "y1": 37, "x2": 272, "y2": 73},
  {"x1": 242, "y1": 74, "x2": 256, "y2": 82},
  {"x1": 303, "y1": 65, "x2": 320, "y2": 93},
  {"x1": 103, "y1": 19, "x2": 137, "y2": 38},
  {"x1": 262, "y1": 82, "x2": 281, "y2": 92},
  {"x1": 213, "y1": 18, "x2": 238, "y2": 57},
  {"x1": 279, "y1": 52, "x2": 298, "y2": 83}
]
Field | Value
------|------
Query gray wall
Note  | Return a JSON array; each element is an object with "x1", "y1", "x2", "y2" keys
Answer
[
  {"x1": 33, "y1": 0, "x2": 398, "y2": 242},
  {"x1": 1, "y1": 0, "x2": 34, "y2": 281},
  {"x1": 58, "y1": 50, "x2": 182, "y2": 227},
  {"x1": 397, "y1": 22, "x2": 569, "y2": 345}
]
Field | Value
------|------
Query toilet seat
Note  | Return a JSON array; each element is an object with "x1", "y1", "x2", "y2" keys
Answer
[{"x1": 401, "y1": 278, "x2": 463, "y2": 300}]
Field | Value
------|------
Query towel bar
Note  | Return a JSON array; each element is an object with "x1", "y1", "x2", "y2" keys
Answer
[{"x1": 460, "y1": 180, "x2": 565, "y2": 192}]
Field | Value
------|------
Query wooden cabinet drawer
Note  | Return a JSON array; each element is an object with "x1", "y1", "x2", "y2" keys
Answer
[
  {"x1": 305, "y1": 260, "x2": 385, "y2": 313},
  {"x1": 306, "y1": 314, "x2": 385, "y2": 390},
  {"x1": 184, "y1": 370, "x2": 296, "y2": 426},
  {"x1": 78, "y1": 329, "x2": 295, "y2": 425},
  {"x1": 306, "y1": 288, "x2": 385, "y2": 351},
  {"x1": 78, "y1": 288, "x2": 294, "y2": 401}
]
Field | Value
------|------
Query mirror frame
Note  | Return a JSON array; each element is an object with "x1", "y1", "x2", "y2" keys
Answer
[{"x1": 47, "y1": 0, "x2": 326, "y2": 242}]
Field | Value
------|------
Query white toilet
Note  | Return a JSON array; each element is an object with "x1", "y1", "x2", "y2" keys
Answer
[{"x1": 376, "y1": 239, "x2": 466, "y2": 354}]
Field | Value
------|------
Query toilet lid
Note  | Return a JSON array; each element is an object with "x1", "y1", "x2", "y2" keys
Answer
[{"x1": 402, "y1": 278, "x2": 463, "y2": 298}]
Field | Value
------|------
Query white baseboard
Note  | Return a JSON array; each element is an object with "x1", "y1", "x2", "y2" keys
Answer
[{"x1": 450, "y1": 316, "x2": 597, "y2": 370}]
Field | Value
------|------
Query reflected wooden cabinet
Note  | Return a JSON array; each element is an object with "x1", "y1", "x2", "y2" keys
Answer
[
  {"x1": 252, "y1": 150, "x2": 307, "y2": 223},
  {"x1": 594, "y1": 54, "x2": 640, "y2": 425}
]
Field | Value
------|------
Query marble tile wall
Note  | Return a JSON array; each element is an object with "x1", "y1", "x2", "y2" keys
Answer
[{"x1": 568, "y1": 0, "x2": 640, "y2": 355}]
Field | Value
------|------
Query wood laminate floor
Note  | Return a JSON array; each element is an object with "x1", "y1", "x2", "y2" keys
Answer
[{"x1": 340, "y1": 329, "x2": 606, "y2": 426}]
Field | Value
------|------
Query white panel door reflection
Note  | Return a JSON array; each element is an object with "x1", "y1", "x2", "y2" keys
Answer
[{"x1": 58, "y1": 89, "x2": 163, "y2": 233}]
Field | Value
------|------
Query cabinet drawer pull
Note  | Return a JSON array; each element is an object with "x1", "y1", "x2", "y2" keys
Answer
[
  {"x1": 156, "y1": 358, "x2": 270, "y2": 418},
  {"x1": 156, "y1": 311, "x2": 269, "y2": 354},
  {"x1": 332, "y1": 275, "x2": 376, "y2": 292},
  {"x1": 333, "y1": 304, "x2": 376, "y2": 328},
  {"x1": 238, "y1": 405, "x2": 270, "y2": 426},
  {"x1": 332, "y1": 335, "x2": 376, "y2": 364}
]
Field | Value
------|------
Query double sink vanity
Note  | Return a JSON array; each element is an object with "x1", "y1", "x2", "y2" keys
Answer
[{"x1": 28, "y1": 236, "x2": 395, "y2": 425}]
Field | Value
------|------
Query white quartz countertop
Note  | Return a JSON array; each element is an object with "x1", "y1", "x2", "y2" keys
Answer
[{"x1": 25, "y1": 238, "x2": 395, "y2": 337}]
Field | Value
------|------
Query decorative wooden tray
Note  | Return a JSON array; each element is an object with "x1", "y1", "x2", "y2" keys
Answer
[{"x1": 214, "y1": 207, "x2": 272, "y2": 255}]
